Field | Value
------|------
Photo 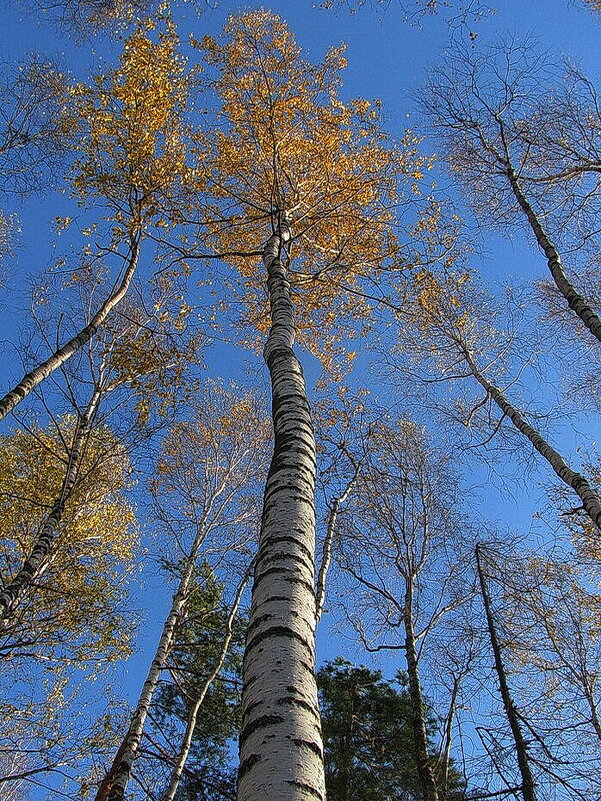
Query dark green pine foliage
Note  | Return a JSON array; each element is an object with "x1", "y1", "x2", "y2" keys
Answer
[
  {"x1": 151, "y1": 563, "x2": 245, "y2": 801},
  {"x1": 317, "y1": 658, "x2": 465, "y2": 801}
]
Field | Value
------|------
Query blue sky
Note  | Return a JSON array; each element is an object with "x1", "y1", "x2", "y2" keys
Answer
[{"x1": 0, "y1": 0, "x2": 600, "y2": 797}]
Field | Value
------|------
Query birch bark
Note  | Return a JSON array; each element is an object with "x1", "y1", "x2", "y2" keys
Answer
[
  {"x1": 237, "y1": 222, "x2": 325, "y2": 801},
  {"x1": 0, "y1": 232, "x2": 140, "y2": 422},
  {"x1": 475, "y1": 545, "x2": 538, "y2": 801},
  {"x1": 95, "y1": 520, "x2": 207, "y2": 801},
  {"x1": 460, "y1": 344, "x2": 601, "y2": 533},
  {"x1": 315, "y1": 456, "x2": 360, "y2": 623},
  {"x1": 0, "y1": 384, "x2": 102, "y2": 625},
  {"x1": 506, "y1": 167, "x2": 601, "y2": 344}
]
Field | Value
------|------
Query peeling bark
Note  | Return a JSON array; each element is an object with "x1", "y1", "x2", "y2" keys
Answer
[
  {"x1": 0, "y1": 232, "x2": 140, "y2": 422},
  {"x1": 0, "y1": 385, "x2": 102, "y2": 625},
  {"x1": 237, "y1": 222, "x2": 325, "y2": 801}
]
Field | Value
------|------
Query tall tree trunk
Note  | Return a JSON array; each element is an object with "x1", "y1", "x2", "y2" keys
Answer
[
  {"x1": 237, "y1": 221, "x2": 325, "y2": 801},
  {"x1": 336, "y1": 681, "x2": 354, "y2": 801},
  {"x1": 460, "y1": 343, "x2": 601, "y2": 533},
  {"x1": 475, "y1": 545, "x2": 538, "y2": 801},
  {"x1": 95, "y1": 523, "x2": 207, "y2": 801},
  {"x1": 403, "y1": 577, "x2": 440, "y2": 801},
  {"x1": 0, "y1": 385, "x2": 102, "y2": 624},
  {"x1": 506, "y1": 167, "x2": 601, "y2": 343},
  {"x1": 0, "y1": 231, "x2": 141, "y2": 422},
  {"x1": 161, "y1": 567, "x2": 252, "y2": 801}
]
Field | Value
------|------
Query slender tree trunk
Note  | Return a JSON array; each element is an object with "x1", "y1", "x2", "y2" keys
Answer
[
  {"x1": 237, "y1": 221, "x2": 325, "y2": 801},
  {"x1": 95, "y1": 524, "x2": 206, "y2": 801},
  {"x1": 0, "y1": 232, "x2": 141, "y2": 422},
  {"x1": 315, "y1": 457, "x2": 360, "y2": 623},
  {"x1": 506, "y1": 167, "x2": 601, "y2": 343},
  {"x1": 439, "y1": 674, "x2": 460, "y2": 800},
  {"x1": 403, "y1": 578, "x2": 440, "y2": 801},
  {"x1": 336, "y1": 682, "x2": 354, "y2": 801},
  {"x1": 460, "y1": 344, "x2": 601, "y2": 533},
  {"x1": 161, "y1": 566, "x2": 252, "y2": 801},
  {"x1": 475, "y1": 545, "x2": 538, "y2": 801},
  {"x1": 0, "y1": 385, "x2": 102, "y2": 625}
]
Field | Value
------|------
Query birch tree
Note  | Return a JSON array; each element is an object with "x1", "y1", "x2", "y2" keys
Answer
[
  {"x1": 144, "y1": 565, "x2": 248, "y2": 801},
  {"x1": 0, "y1": 405, "x2": 138, "y2": 797},
  {"x1": 391, "y1": 269, "x2": 601, "y2": 536},
  {"x1": 422, "y1": 41, "x2": 601, "y2": 345},
  {"x1": 95, "y1": 383, "x2": 267, "y2": 801},
  {"x1": 192, "y1": 14, "x2": 429, "y2": 799},
  {"x1": 477, "y1": 543, "x2": 601, "y2": 799},
  {"x1": 335, "y1": 416, "x2": 472, "y2": 801},
  {"x1": 0, "y1": 54, "x2": 74, "y2": 197},
  {"x1": 475, "y1": 544, "x2": 539, "y2": 801},
  {"x1": 0, "y1": 20, "x2": 191, "y2": 421}
]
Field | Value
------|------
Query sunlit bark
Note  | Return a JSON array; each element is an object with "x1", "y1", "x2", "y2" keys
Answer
[{"x1": 238, "y1": 222, "x2": 325, "y2": 801}]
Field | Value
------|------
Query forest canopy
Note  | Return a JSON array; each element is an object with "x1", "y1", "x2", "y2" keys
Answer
[{"x1": 0, "y1": 1, "x2": 598, "y2": 801}]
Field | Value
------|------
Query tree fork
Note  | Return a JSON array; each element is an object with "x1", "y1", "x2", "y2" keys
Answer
[{"x1": 237, "y1": 221, "x2": 325, "y2": 801}]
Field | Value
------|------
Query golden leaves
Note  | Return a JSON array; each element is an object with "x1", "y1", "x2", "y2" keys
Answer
[
  {"x1": 192, "y1": 10, "x2": 431, "y2": 371},
  {"x1": 71, "y1": 19, "x2": 190, "y2": 227},
  {"x1": 0, "y1": 420, "x2": 138, "y2": 665}
]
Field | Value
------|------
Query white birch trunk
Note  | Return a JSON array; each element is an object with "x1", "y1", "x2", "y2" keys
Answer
[
  {"x1": 0, "y1": 385, "x2": 102, "y2": 625},
  {"x1": 161, "y1": 567, "x2": 251, "y2": 801},
  {"x1": 96, "y1": 523, "x2": 207, "y2": 801},
  {"x1": 0, "y1": 232, "x2": 140, "y2": 422},
  {"x1": 237, "y1": 222, "x2": 325, "y2": 801},
  {"x1": 506, "y1": 167, "x2": 601, "y2": 343},
  {"x1": 315, "y1": 458, "x2": 360, "y2": 623}
]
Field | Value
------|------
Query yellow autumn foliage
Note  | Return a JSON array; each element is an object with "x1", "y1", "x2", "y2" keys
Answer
[
  {"x1": 194, "y1": 10, "x2": 431, "y2": 365},
  {"x1": 0, "y1": 419, "x2": 138, "y2": 667},
  {"x1": 72, "y1": 17, "x2": 190, "y2": 228}
]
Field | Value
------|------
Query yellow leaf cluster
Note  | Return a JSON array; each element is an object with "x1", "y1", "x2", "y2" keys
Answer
[
  {"x1": 103, "y1": 296, "x2": 201, "y2": 426},
  {"x1": 72, "y1": 19, "x2": 190, "y2": 227},
  {"x1": 413, "y1": 268, "x2": 471, "y2": 333},
  {"x1": 194, "y1": 11, "x2": 429, "y2": 359},
  {"x1": 0, "y1": 419, "x2": 138, "y2": 666}
]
